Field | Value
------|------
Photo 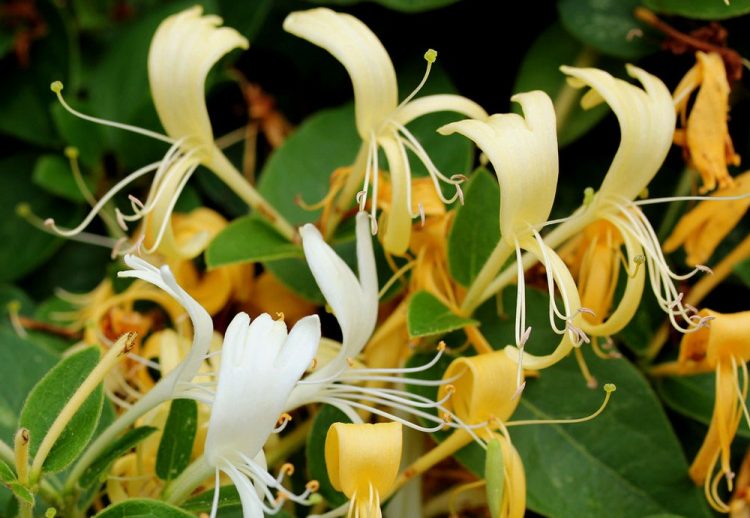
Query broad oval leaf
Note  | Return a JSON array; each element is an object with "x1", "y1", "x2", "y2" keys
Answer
[
  {"x1": 643, "y1": 0, "x2": 750, "y2": 20},
  {"x1": 96, "y1": 499, "x2": 194, "y2": 518},
  {"x1": 32, "y1": 154, "x2": 91, "y2": 203},
  {"x1": 156, "y1": 399, "x2": 198, "y2": 481},
  {"x1": 513, "y1": 22, "x2": 612, "y2": 147},
  {"x1": 447, "y1": 168, "x2": 500, "y2": 287},
  {"x1": 558, "y1": 0, "x2": 658, "y2": 60},
  {"x1": 206, "y1": 216, "x2": 302, "y2": 269},
  {"x1": 407, "y1": 290, "x2": 477, "y2": 338},
  {"x1": 19, "y1": 347, "x2": 104, "y2": 473}
]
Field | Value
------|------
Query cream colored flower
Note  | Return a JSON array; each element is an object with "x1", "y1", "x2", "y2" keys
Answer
[{"x1": 284, "y1": 8, "x2": 487, "y2": 254}]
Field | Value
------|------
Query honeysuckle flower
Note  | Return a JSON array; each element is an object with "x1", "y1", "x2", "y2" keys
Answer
[
  {"x1": 439, "y1": 91, "x2": 586, "y2": 371},
  {"x1": 204, "y1": 312, "x2": 322, "y2": 518},
  {"x1": 46, "y1": 6, "x2": 295, "y2": 259},
  {"x1": 650, "y1": 309, "x2": 750, "y2": 512},
  {"x1": 325, "y1": 422, "x2": 402, "y2": 518},
  {"x1": 663, "y1": 170, "x2": 750, "y2": 266},
  {"x1": 545, "y1": 65, "x2": 711, "y2": 338},
  {"x1": 674, "y1": 51, "x2": 740, "y2": 193},
  {"x1": 286, "y1": 212, "x2": 455, "y2": 433},
  {"x1": 283, "y1": 7, "x2": 488, "y2": 254}
]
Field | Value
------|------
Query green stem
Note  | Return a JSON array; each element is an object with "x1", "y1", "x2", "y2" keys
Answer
[
  {"x1": 209, "y1": 149, "x2": 298, "y2": 242},
  {"x1": 324, "y1": 142, "x2": 369, "y2": 240},
  {"x1": 163, "y1": 455, "x2": 213, "y2": 505}
]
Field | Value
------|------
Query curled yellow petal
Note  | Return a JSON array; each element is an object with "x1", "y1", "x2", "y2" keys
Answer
[
  {"x1": 440, "y1": 351, "x2": 520, "y2": 425},
  {"x1": 325, "y1": 422, "x2": 403, "y2": 516}
]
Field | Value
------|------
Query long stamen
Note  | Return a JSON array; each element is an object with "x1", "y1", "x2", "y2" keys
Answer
[
  {"x1": 506, "y1": 383, "x2": 616, "y2": 427},
  {"x1": 16, "y1": 203, "x2": 120, "y2": 249},
  {"x1": 397, "y1": 49, "x2": 437, "y2": 110},
  {"x1": 634, "y1": 191, "x2": 750, "y2": 206},
  {"x1": 51, "y1": 81, "x2": 174, "y2": 144}
]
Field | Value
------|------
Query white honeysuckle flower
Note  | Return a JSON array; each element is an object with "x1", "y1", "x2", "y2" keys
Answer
[
  {"x1": 283, "y1": 7, "x2": 488, "y2": 255},
  {"x1": 118, "y1": 254, "x2": 214, "y2": 402},
  {"x1": 439, "y1": 92, "x2": 586, "y2": 371},
  {"x1": 286, "y1": 213, "x2": 483, "y2": 441},
  {"x1": 552, "y1": 65, "x2": 712, "y2": 335},
  {"x1": 205, "y1": 312, "x2": 322, "y2": 518},
  {"x1": 47, "y1": 7, "x2": 293, "y2": 259}
]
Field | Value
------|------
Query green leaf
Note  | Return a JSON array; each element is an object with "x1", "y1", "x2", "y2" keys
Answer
[
  {"x1": 447, "y1": 168, "x2": 500, "y2": 287},
  {"x1": 513, "y1": 22, "x2": 612, "y2": 147},
  {"x1": 80, "y1": 426, "x2": 158, "y2": 488},
  {"x1": 558, "y1": 0, "x2": 659, "y2": 60},
  {"x1": 206, "y1": 216, "x2": 302, "y2": 269},
  {"x1": 0, "y1": 155, "x2": 81, "y2": 282},
  {"x1": 182, "y1": 485, "x2": 241, "y2": 512},
  {"x1": 485, "y1": 438, "x2": 504, "y2": 518},
  {"x1": 307, "y1": 405, "x2": 350, "y2": 507},
  {"x1": 0, "y1": 327, "x2": 58, "y2": 444},
  {"x1": 19, "y1": 347, "x2": 104, "y2": 473},
  {"x1": 407, "y1": 291, "x2": 477, "y2": 338},
  {"x1": 734, "y1": 257, "x2": 750, "y2": 287},
  {"x1": 657, "y1": 373, "x2": 750, "y2": 439},
  {"x1": 8, "y1": 482, "x2": 33, "y2": 504},
  {"x1": 218, "y1": 0, "x2": 273, "y2": 38},
  {"x1": 32, "y1": 155, "x2": 91, "y2": 203},
  {"x1": 96, "y1": 499, "x2": 195, "y2": 518},
  {"x1": 156, "y1": 399, "x2": 197, "y2": 481},
  {"x1": 643, "y1": 0, "x2": 750, "y2": 19},
  {"x1": 0, "y1": 460, "x2": 14, "y2": 484}
]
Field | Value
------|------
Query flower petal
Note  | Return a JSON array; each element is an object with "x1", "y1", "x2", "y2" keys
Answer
[
  {"x1": 283, "y1": 8, "x2": 397, "y2": 137},
  {"x1": 148, "y1": 6, "x2": 248, "y2": 145},
  {"x1": 560, "y1": 65, "x2": 674, "y2": 203},
  {"x1": 439, "y1": 91, "x2": 558, "y2": 240}
]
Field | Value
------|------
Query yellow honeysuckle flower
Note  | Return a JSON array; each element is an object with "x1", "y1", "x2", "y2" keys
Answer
[
  {"x1": 325, "y1": 422, "x2": 403, "y2": 518},
  {"x1": 651, "y1": 309, "x2": 750, "y2": 512},
  {"x1": 664, "y1": 170, "x2": 750, "y2": 266},
  {"x1": 246, "y1": 270, "x2": 318, "y2": 326},
  {"x1": 284, "y1": 8, "x2": 487, "y2": 255},
  {"x1": 47, "y1": 7, "x2": 295, "y2": 259},
  {"x1": 674, "y1": 51, "x2": 740, "y2": 193},
  {"x1": 439, "y1": 91, "x2": 586, "y2": 371}
]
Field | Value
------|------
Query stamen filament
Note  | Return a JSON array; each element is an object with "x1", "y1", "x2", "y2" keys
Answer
[{"x1": 506, "y1": 383, "x2": 616, "y2": 427}]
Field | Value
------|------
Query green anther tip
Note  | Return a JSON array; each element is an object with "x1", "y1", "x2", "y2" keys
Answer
[
  {"x1": 308, "y1": 494, "x2": 323, "y2": 505},
  {"x1": 15, "y1": 202, "x2": 31, "y2": 217},
  {"x1": 634, "y1": 254, "x2": 646, "y2": 265},
  {"x1": 583, "y1": 186, "x2": 595, "y2": 206},
  {"x1": 64, "y1": 146, "x2": 79, "y2": 159},
  {"x1": 604, "y1": 383, "x2": 616, "y2": 393},
  {"x1": 45, "y1": 508, "x2": 57, "y2": 518},
  {"x1": 50, "y1": 81, "x2": 63, "y2": 93},
  {"x1": 638, "y1": 187, "x2": 649, "y2": 199},
  {"x1": 6, "y1": 300, "x2": 21, "y2": 312},
  {"x1": 424, "y1": 49, "x2": 437, "y2": 63}
]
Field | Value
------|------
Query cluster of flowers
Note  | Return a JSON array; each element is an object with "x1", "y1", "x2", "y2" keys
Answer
[{"x1": 38, "y1": 4, "x2": 750, "y2": 517}]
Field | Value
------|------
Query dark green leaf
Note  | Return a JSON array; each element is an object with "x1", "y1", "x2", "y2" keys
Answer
[
  {"x1": 206, "y1": 216, "x2": 302, "y2": 269},
  {"x1": 32, "y1": 155, "x2": 91, "y2": 203},
  {"x1": 80, "y1": 426, "x2": 158, "y2": 488},
  {"x1": 734, "y1": 258, "x2": 750, "y2": 287},
  {"x1": 407, "y1": 291, "x2": 477, "y2": 338},
  {"x1": 219, "y1": 0, "x2": 274, "y2": 38},
  {"x1": 447, "y1": 168, "x2": 500, "y2": 287},
  {"x1": 513, "y1": 22, "x2": 612, "y2": 147},
  {"x1": 0, "y1": 155, "x2": 81, "y2": 282},
  {"x1": 51, "y1": 102, "x2": 106, "y2": 168},
  {"x1": 305, "y1": 0, "x2": 460, "y2": 12},
  {"x1": 0, "y1": 327, "x2": 58, "y2": 444},
  {"x1": 156, "y1": 399, "x2": 197, "y2": 481},
  {"x1": 19, "y1": 347, "x2": 104, "y2": 473},
  {"x1": 643, "y1": 0, "x2": 750, "y2": 19},
  {"x1": 95, "y1": 499, "x2": 194, "y2": 518},
  {"x1": 307, "y1": 404, "x2": 350, "y2": 507},
  {"x1": 558, "y1": 0, "x2": 658, "y2": 60},
  {"x1": 182, "y1": 485, "x2": 241, "y2": 512}
]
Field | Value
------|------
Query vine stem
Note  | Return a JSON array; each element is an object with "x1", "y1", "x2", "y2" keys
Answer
[{"x1": 163, "y1": 455, "x2": 212, "y2": 505}]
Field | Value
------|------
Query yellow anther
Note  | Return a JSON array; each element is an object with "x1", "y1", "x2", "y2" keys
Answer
[
  {"x1": 346, "y1": 357, "x2": 355, "y2": 367},
  {"x1": 604, "y1": 383, "x2": 616, "y2": 393},
  {"x1": 117, "y1": 332, "x2": 137, "y2": 356},
  {"x1": 275, "y1": 311, "x2": 285, "y2": 322},
  {"x1": 310, "y1": 358, "x2": 318, "y2": 370},
  {"x1": 64, "y1": 146, "x2": 79, "y2": 160},
  {"x1": 306, "y1": 480, "x2": 320, "y2": 492},
  {"x1": 633, "y1": 254, "x2": 646, "y2": 265},
  {"x1": 277, "y1": 413, "x2": 292, "y2": 426},
  {"x1": 50, "y1": 81, "x2": 63, "y2": 93},
  {"x1": 444, "y1": 384, "x2": 455, "y2": 395},
  {"x1": 281, "y1": 462, "x2": 295, "y2": 476},
  {"x1": 424, "y1": 48, "x2": 437, "y2": 63},
  {"x1": 437, "y1": 341, "x2": 446, "y2": 352},
  {"x1": 15, "y1": 203, "x2": 31, "y2": 217}
]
